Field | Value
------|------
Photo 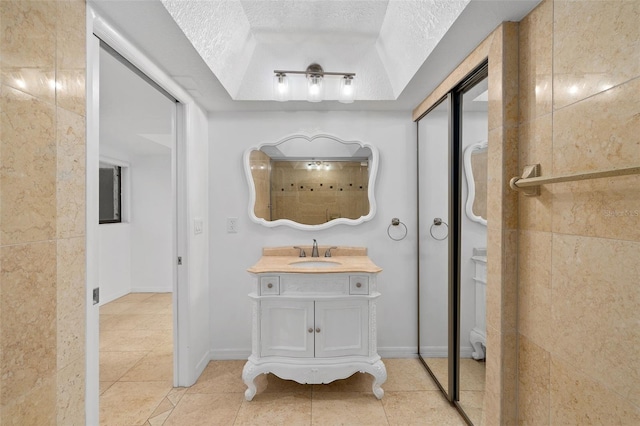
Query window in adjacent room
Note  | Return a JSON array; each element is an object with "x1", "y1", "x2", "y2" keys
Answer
[{"x1": 99, "y1": 163, "x2": 122, "y2": 224}]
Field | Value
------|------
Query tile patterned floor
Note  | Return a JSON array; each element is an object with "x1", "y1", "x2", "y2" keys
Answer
[{"x1": 100, "y1": 293, "x2": 472, "y2": 425}]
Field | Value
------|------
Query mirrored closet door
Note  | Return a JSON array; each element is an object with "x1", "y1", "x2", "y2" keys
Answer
[{"x1": 417, "y1": 63, "x2": 488, "y2": 424}]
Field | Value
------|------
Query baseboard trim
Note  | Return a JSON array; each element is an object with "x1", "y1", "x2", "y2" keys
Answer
[{"x1": 210, "y1": 349, "x2": 252, "y2": 360}]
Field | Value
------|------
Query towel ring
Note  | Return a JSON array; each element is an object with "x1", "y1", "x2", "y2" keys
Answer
[
  {"x1": 429, "y1": 217, "x2": 448, "y2": 241},
  {"x1": 387, "y1": 218, "x2": 408, "y2": 241}
]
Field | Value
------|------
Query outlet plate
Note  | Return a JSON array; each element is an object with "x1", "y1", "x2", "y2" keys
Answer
[{"x1": 227, "y1": 217, "x2": 238, "y2": 233}]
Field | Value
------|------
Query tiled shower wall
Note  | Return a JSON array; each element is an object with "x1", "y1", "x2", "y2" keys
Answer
[
  {"x1": 517, "y1": 0, "x2": 639, "y2": 423},
  {"x1": 0, "y1": 0, "x2": 86, "y2": 423}
]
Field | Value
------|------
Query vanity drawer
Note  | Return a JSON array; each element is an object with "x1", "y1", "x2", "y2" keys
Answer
[
  {"x1": 260, "y1": 277, "x2": 280, "y2": 295},
  {"x1": 280, "y1": 275, "x2": 349, "y2": 295},
  {"x1": 349, "y1": 276, "x2": 369, "y2": 295}
]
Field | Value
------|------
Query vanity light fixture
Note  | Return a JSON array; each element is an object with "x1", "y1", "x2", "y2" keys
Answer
[{"x1": 273, "y1": 63, "x2": 356, "y2": 103}]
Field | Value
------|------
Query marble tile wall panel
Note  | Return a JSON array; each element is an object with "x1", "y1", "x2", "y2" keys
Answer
[
  {"x1": 55, "y1": 0, "x2": 87, "y2": 117},
  {"x1": 550, "y1": 356, "x2": 640, "y2": 424},
  {"x1": 517, "y1": 335, "x2": 550, "y2": 426},
  {"x1": 553, "y1": 0, "x2": 640, "y2": 109},
  {"x1": 0, "y1": 86, "x2": 57, "y2": 245},
  {"x1": 56, "y1": 107, "x2": 86, "y2": 239},
  {"x1": 0, "y1": 0, "x2": 56, "y2": 104},
  {"x1": 518, "y1": 0, "x2": 552, "y2": 124},
  {"x1": 551, "y1": 234, "x2": 640, "y2": 408},
  {"x1": 0, "y1": 241, "x2": 57, "y2": 403}
]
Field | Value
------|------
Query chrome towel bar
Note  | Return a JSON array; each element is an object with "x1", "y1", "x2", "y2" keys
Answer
[{"x1": 510, "y1": 164, "x2": 640, "y2": 196}]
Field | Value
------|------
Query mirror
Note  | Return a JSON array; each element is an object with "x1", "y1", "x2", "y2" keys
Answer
[
  {"x1": 463, "y1": 140, "x2": 488, "y2": 226},
  {"x1": 244, "y1": 134, "x2": 378, "y2": 230}
]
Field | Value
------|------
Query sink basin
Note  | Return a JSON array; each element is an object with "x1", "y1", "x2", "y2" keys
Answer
[{"x1": 289, "y1": 260, "x2": 341, "y2": 268}]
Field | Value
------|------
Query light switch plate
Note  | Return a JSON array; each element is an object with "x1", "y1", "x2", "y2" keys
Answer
[{"x1": 194, "y1": 218, "x2": 203, "y2": 235}]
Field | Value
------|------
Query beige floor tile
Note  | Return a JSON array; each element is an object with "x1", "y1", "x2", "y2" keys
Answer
[
  {"x1": 312, "y1": 371, "x2": 374, "y2": 393},
  {"x1": 120, "y1": 351, "x2": 173, "y2": 382},
  {"x1": 99, "y1": 351, "x2": 148, "y2": 382},
  {"x1": 149, "y1": 397, "x2": 174, "y2": 417},
  {"x1": 382, "y1": 391, "x2": 466, "y2": 426},
  {"x1": 163, "y1": 393, "x2": 243, "y2": 426},
  {"x1": 99, "y1": 381, "x2": 115, "y2": 396},
  {"x1": 99, "y1": 301, "x2": 135, "y2": 315},
  {"x1": 100, "y1": 328, "x2": 171, "y2": 352},
  {"x1": 235, "y1": 392, "x2": 312, "y2": 425},
  {"x1": 459, "y1": 358, "x2": 486, "y2": 391},
  {"x1": 167, "y1": 387, "x2": 188, "y2": 405},
  {"x1": 187, "y1": 360, "x2": 247, "y2": 394},
  {"x1": 383, "y1": 358, "x2": 439, "y2": 392},
  {"x1": 99, "y1": 381, "x2": 172, "y2": 426},
  {"x1": 311, "y1": 392, "x2": 388, "y2": 425},
  {"x1": 259, "y1": 374, "x2": 313, "y2": 394},
  {"x1": 148, "y1": 409, "x2": 172, "y2": 426}
]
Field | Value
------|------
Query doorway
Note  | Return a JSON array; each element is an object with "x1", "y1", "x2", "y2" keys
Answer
[{"x1": 96, "y1": 42, "x2": 178, "y2": 423}]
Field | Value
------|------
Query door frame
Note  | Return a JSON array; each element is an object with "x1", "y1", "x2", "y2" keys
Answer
[{"x1": 86, "y1": 6, "x2": 194, "y2": 423}]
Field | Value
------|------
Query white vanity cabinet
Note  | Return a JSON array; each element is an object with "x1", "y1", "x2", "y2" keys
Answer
[{"x1": 242, "y1": 272, "x2": 386, "y2": 401}]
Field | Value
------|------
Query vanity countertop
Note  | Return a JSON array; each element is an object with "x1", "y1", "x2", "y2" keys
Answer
[{"x1": 247, "y1": 246, "x2": 382, "y2": 274}]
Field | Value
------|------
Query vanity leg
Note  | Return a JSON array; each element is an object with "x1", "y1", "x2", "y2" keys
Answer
[
  {"x1": 363, "y1": 360, "x2": 387, "y2": 400},
  {"x1": 242, "y1": 361, "x2": 260, "y2": 401}
]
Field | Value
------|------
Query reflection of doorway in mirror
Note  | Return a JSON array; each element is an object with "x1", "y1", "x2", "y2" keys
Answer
[{"x1": 269, "y1": 161, "x2": 369, "y2": 225}]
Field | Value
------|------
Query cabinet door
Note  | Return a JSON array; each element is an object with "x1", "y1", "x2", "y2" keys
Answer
[
  {"x1": 315, "y1": 299, "x2": 369, "y2": 357},
  {"x1": 260, "y1": 300, "x2": 314, "y2": 357}
]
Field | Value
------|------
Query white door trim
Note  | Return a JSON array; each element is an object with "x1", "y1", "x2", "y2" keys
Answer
[{"x1": 86, "y1": 4, "x2": 201, "y2": 422}]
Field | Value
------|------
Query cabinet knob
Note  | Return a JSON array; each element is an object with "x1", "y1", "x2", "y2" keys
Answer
[
  {"x1": 267, "y1": 283, "x2": 273, "y2": 289},
  {"x1": 308, "y1": 328, "x2": 313, "y2": 333},
  {"x1": 356, "y1": 282, "x2": 362, "y2": 288},
  {"x1": 315, "y1": 327, "x2": 321, "y2": 333}
]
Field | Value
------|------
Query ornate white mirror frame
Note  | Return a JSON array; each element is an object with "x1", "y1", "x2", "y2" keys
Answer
[
  {"x1": 243, "y1": 133, "x2": 379, "y2": 230},
  {"x1": 463, "y1": 140, "x2": 488, "y2": 226}
]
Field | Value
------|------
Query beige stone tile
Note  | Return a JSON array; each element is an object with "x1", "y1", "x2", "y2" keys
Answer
[
  {"x1": 551, "y1": 175, "x2": 640, "y2": 242},
  {"x1": 518, "y1": 0, "x2": 553, "y2": 123},
  {"x1": 483, "y1": 325, "x2": 502, "y2": 426},
  {"x1": 312, "y1": 391, "x2": 387, "y2": 426},
  {"x1": 553, "y1": 78, "x2": 640, "y2": 175},
  {"x1": 487, "y1": 26, "x2": 503, "y2": 133},
  {"x1": 0, "y1": 86, "x2": 56, "y2": 245},
  {"x1": 235, "y1": 392, "x2": 311, "y2": 425},
  {"x1": 56, "y1": 108, "x2": 85, "y2": 239},
  {"x1": 57, "y1": 237, "x2": 85, "y2": 370},
  {"x1": 57, "y1": 355, "x2": 85, "y2": 425},
  {"x1": 551, "y1": 234, "x2": 640, "y2": 406},
  {"x1": 382, "y1": 358, "x2": 438, "y2": 392},
  {"x1": 502, "y1": 126, "x2": 520, "y2": 231},
  {"x1": 149, "y1": 396, "x2": 174, "y2": 418},
  {"x1": 0, "y1": 376, "x2": 56, "y2": 425},
  {"x1": 257, "y1": 373, "x2": 312, "y2": 394},
  {"x1": 99, "y1": 381, "x2": 114, "y2": 396},
  {"x1": 148, "y1": 409, "x2": 172, "y2": 426},
  {"x1": 99, "y1": 300, "x2": 135, "y2": 315},
  {"x1": 485, "y1": 224, "x2": 501, "y2": 331},
  {"x1": 458, "y1": 358, "x2": 485, "y2": 392},
  {"x1": 101, "y1": 313, "x2": 172, "y2": 331},
  {"x1": 486, "y1": 127, "x2": 504, "y2": 229},
  {"x1": 114, "y1": 292, "x2": 157, "y2": 304},
  {"x1": 164, "y1": 392, "x2": 243, "y2": 426},
  {"x1": 518, "y1": 230, "x2": 552, "y2": 349},
  {"x1": 99, "y1": 350, "x2": 148, "y2": 382},
  {"x1": 99, "y1": 381, "x2": 172, "y2": 426},
  {"x1": 382, "y1": 391, "x2": 465, "y2": 426},
  {"x1": 517, "y1": 335, "x2": 550, "y2": 426},
  {"x1": 502, "y1": 230, "x2": 518, "y2": 332},
  {"x1": 422, "y1": 357, "x2": 448, "y2": 393},
  {"x1": 120, "y1": 351, "x2": 173, "y2": 382},
  {"x1": 55, "y1": 0, "x2": 86, "y2": 116},
  {"x1": 550, "y1": 356, "x2": 640, "y2": 425},
  {"x1": 166, "y1": 386, "x2": 188, "y2": 405},
  {"x1": 518, "y1": 115, "x2": 553, "y2": 232},
  {"x1": 187, "y1": 360, "x2": 247, "y2": 394},
  {"x1": 501, "y1": 23, "x2": 520, "y2": 132},
  {"x1": 99, "y1": 328, "x2": 171, "y2": 352},
  {"x1": 0, "y1": 0, "x2": 56, "y2": 103},
  {"x1": 501, "y1": 331, "x2": 518, "y2": 424},
  {"x1": 458, "y1": 390, "x2": 484, "y2": 426},
  {"x1": 0, "y1": 241, "x2": 56, "y2": 402},
  {"x1": 312, "y1": 371, "x2": 374, "y2": 393},
  {"x1": 553, "y1": 0, "x2": 640, "y2": 109}
]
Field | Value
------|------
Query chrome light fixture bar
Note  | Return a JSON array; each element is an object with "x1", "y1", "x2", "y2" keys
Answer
[{"x1": 273, "y1": 63, "x2": 356, "y2": 103}]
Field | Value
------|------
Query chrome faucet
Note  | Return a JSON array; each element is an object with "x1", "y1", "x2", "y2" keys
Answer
[
  {"x1": 311, "y1": 239, "x2": 319, "y2": 257},
  {"x1": 293, "y1": 246, "x2": 306, "y2": 257}
]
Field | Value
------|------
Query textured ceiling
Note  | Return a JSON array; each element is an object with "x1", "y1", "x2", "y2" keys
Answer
[{"x1": 160, "y1": 0, "x2": 469, "y2": 101}]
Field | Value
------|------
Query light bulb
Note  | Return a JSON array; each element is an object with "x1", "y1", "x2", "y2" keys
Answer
[
  {"x1": 339, "y1": 76, "x2": 356, "y2": 103},
  {"x1": 273, "y1": 73, "x2": 290, "y2": 102},
  {"x1": 307, "y1": 75, "x2": 324, "y2": 102}
]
